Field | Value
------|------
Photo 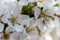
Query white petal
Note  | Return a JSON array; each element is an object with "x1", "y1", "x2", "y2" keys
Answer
[
  {"x1": 9, "y1": 2, "x2": 22, "y2": 14},
  {"x1": 19, "y1": 0, "x2": 28, "y2": 6},
  {"x1": 10, "y1": 32, "x2": 28, "y2": 40},
  {"x1": 46, "y1": 20, "x2": 55, "y2": 29},
  {"x1": 34, "y1": 6, "x2": 41, "y2": 19},
  {"x1": 9, "y1": 32, "x2": 20, "y2": 40},
  {"x1": 54, "y1": 17, "x2": 60, "y2": 27},
  {"x1": 37, "y1": 18, "x2": 44, "y2": 31},
  {"x1": 43, "y1": 0, "x2": 55, "y2": 6},
  {"x1": 38, "y1": 21, "x2": 44, "y2": 31},
  {"x1": 14, "y1": 24, "x2": 24, "y2": 32},
  {"x1": 18, "y1": 14, "x2": 30, "y2": 25},
  {"x1": 0, "y1": 23, "x2": 4, "y2": 32},
  {"x1": 6, "y1": 26, "x2": 15, "y2": 33},
  {"x1": 44, "y1": 34, "x2": 53, "y2": 40},
  {"x1": 19, "y1": 33, "x2": 28, "y2": 40},
  {"x1": 37, "y1": 2, "x2": 43, "y2": 7},
  {"x1": 56, "y1": 28, "x2": 60, "y2": 37},
  {"x1": 43, "y1": 7, "x2": 55, "y2": 16},
  {"x1": 29, "y1": 35, "x2": 39, "y2": 40},
  {"x1": 28, "y1": 17, "x2": 36, "y2": 27},
  {"x1": 56, "y1": 8, "x2": 60, "y2": 15}
]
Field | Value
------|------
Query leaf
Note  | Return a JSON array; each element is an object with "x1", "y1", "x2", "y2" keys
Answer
[
  {"x1": 54, "y1": 3, "x2": 59, "y2": 7},
  {"x1": 22, "y1": 3, "x2": 35, "y2": 18},
  {"x1": 17, "y1": 0, "x2": 19, "y2": 2},
  {"x1": 32, "y1": 2, "x2": 37, "y2": 6}
]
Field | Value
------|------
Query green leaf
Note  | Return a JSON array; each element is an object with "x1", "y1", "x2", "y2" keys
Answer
[
  {"x1": 17, "y1": 0, "x2": 19, "y2": 2},
  {"x1": 32, "y1": 2, "x2": 37, "y2": 6},
  {"x1": 22, "y1": 3, "x2": 33, "y2": 16},
  {"x1": 22, "y1": 6, "x2": 32, "y2": 15},
  {"x1": 54, "y1": 3, "x2": 59, "y2": 7},
  {"x1": 21, "y1": 2, "x2": 37, "y2": 17}
]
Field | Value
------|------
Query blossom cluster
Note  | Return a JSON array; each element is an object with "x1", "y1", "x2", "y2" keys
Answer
[{"x1": 0, "y1": 0, "x2": 60, "y2": 40}]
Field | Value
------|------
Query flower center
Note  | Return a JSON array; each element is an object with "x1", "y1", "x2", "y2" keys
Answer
[{"x1": 9, "y1": 16, "x2": 17, "y2": 25}]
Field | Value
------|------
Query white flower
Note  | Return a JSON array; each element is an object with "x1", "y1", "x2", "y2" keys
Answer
[
  {"x1": 0, "y1": 2, "x2": 22, "y2": 24},
  {"x1": 42, "y1": 2, "x2": 60, "y2": 16},
  {"x1": 2, "y1": 10, "x2": 31, "y2": 27},
  {"x1": 34, "y1": 18, "x2": 55, "y2": 35},
  {"x1": 2, "y1": 11, "x2": 20, "y2": 25},
  {"x1": 0, "y1": 0, "x2": 60, "y2": 40},
  {"x1": 26, "y1": 17, "x2": 54, "y2": 36}
]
